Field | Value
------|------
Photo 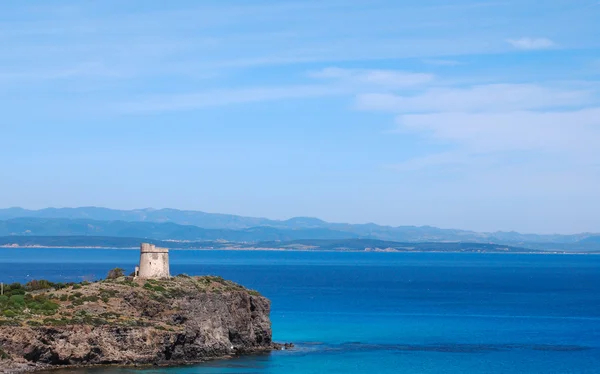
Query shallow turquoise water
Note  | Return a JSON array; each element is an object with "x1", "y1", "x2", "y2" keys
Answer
[{"x1": 1, "y1": 249, "x2": 599, "y2": 373}]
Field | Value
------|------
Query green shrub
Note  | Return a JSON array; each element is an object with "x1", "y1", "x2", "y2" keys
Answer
[
  {"x1": 26, "y1": 301, "x2": 42, "y2": 310},
  {"x1": 53, "y1": 282, "x2": 67, "y2": 290},
  {"x1": 0, "y1": 319, "x2": 19, "y2": 326},
  {"x1": 100, "y1": 312, "x2": 121, "y2": 319},
  {"x1": 8, "y1": 288, "x2": 25, "y2": 296},
  {"x1": 0, "y1": 347, "x2": 10, "y2": 360},
  {"x1": 144, "y1": 283, "x2": 166, "y2": 292},
  {"x1": 121, "y1": 280, "x2": 138, "y2": 287},
  {"x1": 106, "y1": 268, "x2": 125, "y2": 280},
  {"x1": 59, "y1": 295, "x2": 68, "y2": 302},
  {"x1": 9, "y1": 295, "x2": 25, "y2": 306},
  {"x1": 25, "y1": 279, "x2": 53, "y2": 291},
  {"x1": 72, "y1": 284, "x2": 82, "y2": 290},
  {"x1": 42, "y1": 301, "x2": 60, "y2": 311},
  {"x1": 99, "y1": 289, "x2": 119, "y2": 298},
  {"x1": 206, "y1": 275, "x2": 226, "y2": 284},
  {"x1": 2, "y1": 310, "x2": 17, "y2": 318},
  {"x1": 33, "y1": 294, "x2": 48, "y2": 303},
  {"x1": 43, "y1": 318, "x2": 70, "y2": 326}
]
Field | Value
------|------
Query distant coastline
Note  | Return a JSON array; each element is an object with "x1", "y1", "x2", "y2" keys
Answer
[
  {"x1": 1, "y1": 213, "x2": 599, "y2": 254},
  {"x1": 1, "y1": 243, "x2": 595, "y2": 255}
]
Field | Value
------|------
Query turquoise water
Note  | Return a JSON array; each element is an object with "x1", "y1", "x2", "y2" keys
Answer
[{"x1": 1, "y1": 249, "x2": 599, "y2": 373}]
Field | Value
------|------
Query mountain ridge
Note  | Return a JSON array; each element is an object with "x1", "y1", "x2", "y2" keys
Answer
[
  {"x1": 0, "y1": 217, "x2": 359, "y2": 242},
  {"x1": 0, "y1": 207, "x2": 596, "y2": 245}
]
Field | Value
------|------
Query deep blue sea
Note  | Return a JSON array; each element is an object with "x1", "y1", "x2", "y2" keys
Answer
[{"x1": 1, "y1": 249, "x2": 599, "y2": 373}]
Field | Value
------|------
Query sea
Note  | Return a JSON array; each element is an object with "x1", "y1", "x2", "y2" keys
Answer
[{"x1": 1, "y1": 248, "x2": 599, "y2": 374}]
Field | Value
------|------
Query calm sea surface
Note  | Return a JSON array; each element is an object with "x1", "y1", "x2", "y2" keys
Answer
[{"x1": 1, "y1": 249, "x2": 599, "y2": 374}]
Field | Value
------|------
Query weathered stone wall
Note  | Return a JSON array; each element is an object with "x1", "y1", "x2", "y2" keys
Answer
[{"x1": 138, "y1": 243, "x2": 170, "y2": 279}]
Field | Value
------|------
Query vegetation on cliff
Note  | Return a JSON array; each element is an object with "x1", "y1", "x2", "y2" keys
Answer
[
  {"x1": 0, "y1": 273, "x2": 261, "y2": 329},
  {"x1": 0, "y1": 273, "x2": 274, "y2": 373}
]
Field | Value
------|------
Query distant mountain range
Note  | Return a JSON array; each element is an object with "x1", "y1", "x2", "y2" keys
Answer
[
  {"x1": 0, "y1": 217, "x2": 356, "y2": 242},
  {"x1": 0, "y1": 207, "x2": 598, "y2": 252}
]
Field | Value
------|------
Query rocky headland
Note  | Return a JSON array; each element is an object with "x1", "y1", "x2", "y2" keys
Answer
[{"x1": 0, "y1": 275, "x2": 287, "y2": 373}]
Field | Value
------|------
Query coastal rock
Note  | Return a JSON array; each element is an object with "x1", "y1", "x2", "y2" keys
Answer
[{"x1": 0, "y1": 276, "x2": 279, "y2": 373}]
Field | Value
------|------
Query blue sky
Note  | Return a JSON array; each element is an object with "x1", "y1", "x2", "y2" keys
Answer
[{"x1": 1, "y1": 0, "x2": 599, "y2": 233}]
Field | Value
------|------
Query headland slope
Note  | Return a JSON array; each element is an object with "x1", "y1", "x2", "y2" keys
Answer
[{"x1": 0, "y1": 275, "x2": 282, "y2": 373}]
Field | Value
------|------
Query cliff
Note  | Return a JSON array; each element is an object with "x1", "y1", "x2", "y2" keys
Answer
[{"x1": 0, "y1": 275, "x2": 282, "y2": 373}]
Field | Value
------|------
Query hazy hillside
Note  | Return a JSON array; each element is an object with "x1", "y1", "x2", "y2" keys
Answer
[
  {"x1": 0, "y1": 218, "x2": 358, "y2": 242},
  {"x1": 0, "y1": 207, "x2": 275, "y2": 229},
  {"x1": 0, "y1": 207, "x2": 596, "y2": 245}
]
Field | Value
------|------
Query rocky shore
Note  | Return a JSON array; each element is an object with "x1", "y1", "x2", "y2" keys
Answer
[{"x1": 0, "y1": 275, "x2": 288, "y2": 373}]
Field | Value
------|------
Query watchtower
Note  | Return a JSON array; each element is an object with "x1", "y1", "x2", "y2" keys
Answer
[{"x1": 136, "y1": 243, "x2": 170, "y2": 279}]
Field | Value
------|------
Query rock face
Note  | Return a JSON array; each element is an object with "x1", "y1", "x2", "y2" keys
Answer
[{"x1": 0, "y1": 276, "x2": 279, "y2": 373}]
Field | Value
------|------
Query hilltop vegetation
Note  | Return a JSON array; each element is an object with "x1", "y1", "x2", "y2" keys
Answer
[
  {"x1": 0, "y1": 273, "x2": 275, "y2": 372},
  {"x1": 0, "y1": 274, "x2": 261, "y2": 329}
]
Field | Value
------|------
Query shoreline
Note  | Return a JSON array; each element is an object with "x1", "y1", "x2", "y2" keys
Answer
[
  {"x1": 0, "y1": 245, "x2": 596, "y2": 255},
  {"x1": 6, "y1": 347, "x2": 285, "y2": 373}
]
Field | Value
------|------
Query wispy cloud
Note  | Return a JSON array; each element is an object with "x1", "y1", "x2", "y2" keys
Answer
[
  {"x1": 356, "y1": 78, "x2": 600, "y2": 172},
  {"x1": 115, "y1": 84, "x2": 347, "y2": 113},
  {"x1": 0, "y1": 1, "x2": 585, "y2": 88},
  {"x1": 396, "y1": 109, "x2": 600, "y2": 153},
  {"x1": 355, "y1": 84, "x2": 594, "y2": 113},
  {"x1": 309, "y1": 67, "x2": 434, "y2": 88},
  {"x1": 113, "y1": 67, "x2": 435, "y2": 113},
  {"x1": 387, "y1": 109, "x2": 600, "y2": 177},
  {"x1": 507, "y1": 37, "x2": 556, "y2": 50}
]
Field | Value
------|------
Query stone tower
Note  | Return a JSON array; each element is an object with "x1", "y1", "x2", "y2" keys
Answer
[{"x1": 136, "y1": 243, "x2": 170, "y2": 279}]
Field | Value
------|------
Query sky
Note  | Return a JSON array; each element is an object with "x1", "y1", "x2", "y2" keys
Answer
[{"x1": 1, "y1": 0, "x2": 599, "y2": 234}]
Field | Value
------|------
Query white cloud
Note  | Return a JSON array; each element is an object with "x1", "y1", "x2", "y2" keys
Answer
[
  {"x1": 507, "y1": 37, "x2": 555, "y2": 50},
  {"x1": 396, "y1": 109, "x2": 600, "y2": 154},
  {"x1": 356, "y1": 79, "x2": 600, "y2": 173},
  {"x1": 356, "y1": 84, "x2": 594, "y2": 113},
  {"x1": 309, "y1": 67, "x2": 434, "y2": 88},
  {"x1": 120, "y1": 67, "x2": 436, "y2": 113},
  {"x1": 384, "y1": 108, "x2": 600, "y2": 175},
  {"x1": 116, "y1": 84, "x2": 346, "y2": 113}
]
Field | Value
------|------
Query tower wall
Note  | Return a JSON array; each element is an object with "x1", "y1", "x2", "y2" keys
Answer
[{"x1": 138, "y1": 243, "x2": 170, "y2": 279}]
